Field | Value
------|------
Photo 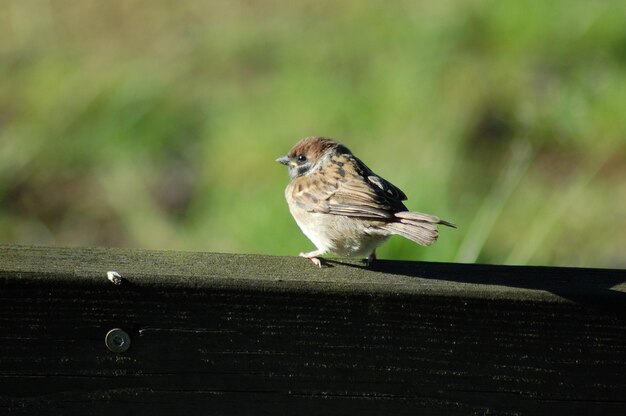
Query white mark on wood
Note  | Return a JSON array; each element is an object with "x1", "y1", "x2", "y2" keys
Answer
[{"x1": 107, "y1": 271, "x2": 123, "y2": 285}]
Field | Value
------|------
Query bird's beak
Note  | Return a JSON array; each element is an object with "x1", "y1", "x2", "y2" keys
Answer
[{"x1": 276, "y1": 155, "x2": 290, "y2": 166}]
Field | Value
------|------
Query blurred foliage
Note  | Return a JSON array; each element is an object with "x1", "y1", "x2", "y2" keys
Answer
[{"x1": 0, "y1": 0, "x2": 625, "y2": 267}]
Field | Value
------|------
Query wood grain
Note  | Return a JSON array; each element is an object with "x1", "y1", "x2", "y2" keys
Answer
[{"x1": 1, "y1": 245, "x2": 625, "y2": 415}]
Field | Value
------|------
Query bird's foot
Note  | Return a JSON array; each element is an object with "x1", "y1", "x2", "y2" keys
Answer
[
  {"x1": 299, "y1": 251, "x2": 323, "y2": 268},
  {"x1": 366, "y1": 249, "x2": 377, "y2": 267}
]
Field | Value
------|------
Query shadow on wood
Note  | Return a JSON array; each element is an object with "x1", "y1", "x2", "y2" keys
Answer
[{"x1": 1, "y1": 245, "x2": 625, "y2": 415}]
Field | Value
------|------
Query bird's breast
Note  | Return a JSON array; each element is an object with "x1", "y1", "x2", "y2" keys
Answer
[{"x1": 286, "y1": 197, "x2": 389, "y2": 257}]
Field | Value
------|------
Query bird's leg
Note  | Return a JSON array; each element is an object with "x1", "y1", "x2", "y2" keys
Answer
[
  {"x1": 366, "y1": 249, "x2": 377, "y2": 267},
  {"x1": 299, "y1": 250, "x2": 324, "y2": 268}
]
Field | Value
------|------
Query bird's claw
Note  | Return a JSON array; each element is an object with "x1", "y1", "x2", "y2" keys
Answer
[
  {"x1": 299, "y1": 252, "x2": 323, "y2": 268},
  {"x1": 366, "y1": 250, "x2": 377, "y2": 267}
]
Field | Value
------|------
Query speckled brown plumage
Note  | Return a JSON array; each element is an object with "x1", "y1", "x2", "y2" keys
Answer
[{"x1": 277, "y1": 136, "x2": 454, "y2": 267}]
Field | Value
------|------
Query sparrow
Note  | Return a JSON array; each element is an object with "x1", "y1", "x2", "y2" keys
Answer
[{"x1": 277, "y1": 136, "x2": 455, "y2": 267}]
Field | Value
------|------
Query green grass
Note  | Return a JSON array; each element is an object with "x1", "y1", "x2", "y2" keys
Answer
[{"x1": 1, "y1": 0, "x2": 625, "y2": 268}]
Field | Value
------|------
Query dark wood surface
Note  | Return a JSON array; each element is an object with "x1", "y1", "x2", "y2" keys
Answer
[{"x1": 1, "y1": 245, "x2": 625, "y2": 415}]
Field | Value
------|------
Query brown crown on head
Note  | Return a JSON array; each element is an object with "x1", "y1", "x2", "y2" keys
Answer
[{"x1": 288, "y1": 137, "x2": 347, "y2": 161}]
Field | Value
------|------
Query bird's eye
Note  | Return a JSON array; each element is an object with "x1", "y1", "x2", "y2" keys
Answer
[{"x1": 297, "y1": 155, "x2": 307, "y2": 163}]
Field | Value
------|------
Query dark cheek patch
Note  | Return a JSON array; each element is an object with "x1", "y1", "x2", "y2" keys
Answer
[{"x1": 297, "y1": 165, "x2": 310, "y2": 177}]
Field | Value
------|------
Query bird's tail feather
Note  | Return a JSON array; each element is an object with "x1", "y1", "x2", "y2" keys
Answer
[{"x1": 382, "y1": 211, "x2": 456, "y2": 246}]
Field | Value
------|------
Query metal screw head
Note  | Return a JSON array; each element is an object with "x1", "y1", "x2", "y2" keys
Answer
[{"x1": 105, "y1": 328, "x2": 131, "y2": 353}]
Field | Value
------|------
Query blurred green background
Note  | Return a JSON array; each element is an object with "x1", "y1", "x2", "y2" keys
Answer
[{"x1": 1, "y1": 0, "x2": 625, "y2": 268}]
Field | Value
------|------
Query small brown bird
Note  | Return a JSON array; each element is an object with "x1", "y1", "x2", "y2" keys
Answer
[{"x1": 277, "y1": 136, "x2": 455, "y2": 267}]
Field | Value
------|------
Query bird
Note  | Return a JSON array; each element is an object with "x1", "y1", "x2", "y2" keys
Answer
[{"x1": 276, "y1": 136, "x2": 455, "y2": 267}]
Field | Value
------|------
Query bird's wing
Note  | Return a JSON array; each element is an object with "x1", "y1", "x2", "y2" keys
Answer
[{"x1": 289, "y1": 154, "x2": 408, "y2": 219}]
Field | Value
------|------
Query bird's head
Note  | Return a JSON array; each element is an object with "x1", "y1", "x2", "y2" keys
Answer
[{"x1": 276, "y1": 136, "x2": 349, "y2": 179}]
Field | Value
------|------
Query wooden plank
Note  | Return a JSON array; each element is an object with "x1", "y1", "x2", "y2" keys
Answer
[{"x1": 0, "y1": 245, "x2": 625, "y2": 415}]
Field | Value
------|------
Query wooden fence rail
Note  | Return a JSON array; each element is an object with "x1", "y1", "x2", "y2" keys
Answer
[{"x1": 1, "y1": 245, "x2": 625, "y2": 415}]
